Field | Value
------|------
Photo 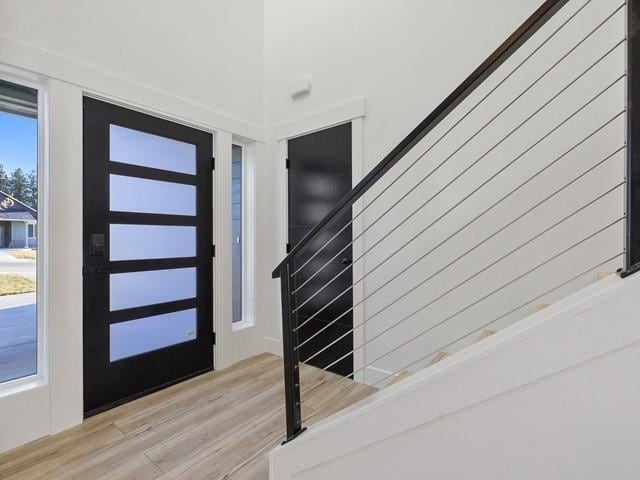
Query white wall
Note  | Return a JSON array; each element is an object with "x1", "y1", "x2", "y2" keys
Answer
[
  {"x1": 265, "y1": 0, "x2": 541, "y2": 150},
  {"x1": 0, "y1": 0, "x2": 629, "y2": 455},
  {"x1": 270, "y1": 273, "x2": 640, "y2": 479},
  {"x1": 0, "y1": 0, "x2": 264, "y2": 128},
  {"x1": 0, "y1": 0, "x2": 266, "y2": 453},
  {"x1": 263, "y1": 0, "x2": 549, "y2": 350},
  {"x1": 264, "y1": 0, "x2": 626, "y2": 383}
]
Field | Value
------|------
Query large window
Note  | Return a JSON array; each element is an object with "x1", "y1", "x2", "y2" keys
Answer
[
  {"x1": 231, "y1": 144, "x2": 243, "y2": 323},
  {"x1": 0, "y1": 78, "x2": 40, "y2": 384}
]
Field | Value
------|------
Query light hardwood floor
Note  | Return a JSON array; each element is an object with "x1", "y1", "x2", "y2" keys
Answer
[{"x1": 0, "y1": 354, "x2": 376, "y2": 480}]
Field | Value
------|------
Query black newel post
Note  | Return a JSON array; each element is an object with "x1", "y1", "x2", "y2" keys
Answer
[
  {"x1": 278, "y1": 261, "x2": 305, "y2": 442},
  {"x1": 624, "y1": 0, "x2": 640, "y2": 276}
]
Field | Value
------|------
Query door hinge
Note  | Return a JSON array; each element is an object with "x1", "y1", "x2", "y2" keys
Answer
[
  {"x1": 212, "y1": 157, "x2": 216, "y2": 170},
  {"x1": 212, "y1": 244, "x2": 216, "y2": 258},
  {"x1": 285, "y1": 158, "x2": 290, "y2": 169},
  {"x1": 286, "y1": 242, "x2": 291, "y2": 253},
  {"x1": 212, "y1": 332, "x2": 216, "y2": 345}
]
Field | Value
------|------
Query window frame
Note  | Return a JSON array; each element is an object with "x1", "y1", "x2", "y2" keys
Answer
[
  {"x1": 231, "y1": 143, "x2": 244, "y2": 324},
  {"x1": 231, "y1": 140, "x2": 254, "y2": 330},
  {"x1": 0, "y1": 69, "x2": 48, "y2": 393}
]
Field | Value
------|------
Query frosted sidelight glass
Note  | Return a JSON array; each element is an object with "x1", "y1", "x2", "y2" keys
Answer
[
  {"x1": 110, "y1": 267, "x2": 196, "y2": 311},
  {"x1": 110, "y1": 175, "x2": 196, "y2": 216},
  {"x1": 110, "y1": 224, "x2": 196, "y2": 260},
  {"x1": 110, "y1": 309, "x2": 197, "y2": 361},
  {"x1": 110, "y1": 124, "x2": 196, "y2": 174}
]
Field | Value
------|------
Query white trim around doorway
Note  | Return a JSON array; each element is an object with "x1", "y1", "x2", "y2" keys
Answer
[{"x1": 275, "y1": 98, "x2": 367, "y2": 381}]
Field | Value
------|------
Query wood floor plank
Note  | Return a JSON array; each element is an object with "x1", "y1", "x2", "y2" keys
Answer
[
  {"x1": 114, "y1": 354, "x2": 280, "y2": 436},
  {"x1": 38, "y1": 380, "x2": 282, "y2": 479},
  {"x1": 0, "y1": 418, "x2": 119, "y2": 477},
  {"x1": 300, "y1": 365, "x2": 377, "y2": 424},
  {"x1": 0, "y1": 353, "x2": 377, "y2": 480},
  {"x1": 94, "y1": 454, "x2": 162, "y2": 480},
  {"x1": 0, "y1": 425, "x2": 125, "y2": 480},
  {"x1": 223, "y1": 452, "x2": 270, "y2": 480},
  {"x1": 156, "y1": 408, "x2": 284, "y2": 480},
  {"x1": 145, "y1": 380, "x2": 284, "y2": 473}
]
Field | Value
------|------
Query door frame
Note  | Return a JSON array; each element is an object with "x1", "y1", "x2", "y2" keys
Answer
[
  {"x1": 275, "y1": 98, "x2": 367, "y2": 382},
  {"x1": 79, "y1": 96, "x2": 260, "y2": 374},
  {"x1": 82, "y1": 97, "x2": 215, "y2": 415}
]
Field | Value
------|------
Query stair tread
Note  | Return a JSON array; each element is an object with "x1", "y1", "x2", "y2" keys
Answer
[
  {"x1": 474, "y1": 330, "x2": 495, "y2": 342},
  {"x1": 391, "y1": 370, "x2": 412, "y2": 385},
  {"x1": 428, "y1": 351, "x2": 451, "y2": 366}
]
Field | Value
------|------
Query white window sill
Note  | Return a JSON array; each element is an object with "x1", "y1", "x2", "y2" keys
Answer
[
  {"x1": 232, "y1": 320, "x2": 255, "y2": 332},
  {"x1": 0, "y1": 373, "x2": 47, "y2": 399}
]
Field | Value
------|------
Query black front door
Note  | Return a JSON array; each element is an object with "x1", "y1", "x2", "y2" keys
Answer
[
  {"x1": 83, "y1": 98, "x2": 213, "y2": 416},
  {"x1": 288, "y1": 123, "x2": 353, "y2": 376}
]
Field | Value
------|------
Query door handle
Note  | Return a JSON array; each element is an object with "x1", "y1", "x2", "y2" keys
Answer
[{"x1": 341, "y1": 257, "x2": 352, "y2": 265}]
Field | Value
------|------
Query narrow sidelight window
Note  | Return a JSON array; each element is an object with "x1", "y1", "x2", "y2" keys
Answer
[
  {"x1": 232, "y1": 144, "x2": 243, "y2": 323},
  {"x1": 0, "y1": 78, "x2": 39, "y2": 384}
]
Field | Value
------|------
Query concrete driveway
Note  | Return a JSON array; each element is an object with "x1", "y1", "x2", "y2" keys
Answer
[
  {"x1": 0, "y1": 303, "x2": 36, "y2": 383},
  {"x1": 0, "y1": 249, "x2": 37, "y2": 383}
]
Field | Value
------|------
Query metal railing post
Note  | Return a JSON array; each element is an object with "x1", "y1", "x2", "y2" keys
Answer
[
  {"x1": 623, "y1": 0, "x2": 640, "y2": 277},
  {"x1": 279, "y1": 261, "x2": 305, "y2": 443}
]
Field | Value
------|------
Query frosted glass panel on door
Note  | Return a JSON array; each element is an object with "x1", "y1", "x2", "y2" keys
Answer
[
  {"x1": 110, "y1": 224, "x2": 196, "y2": 260},
  {"x1": 110, "y1": 175, "x2": 196, "y2": 216},
  {"x1": 110, "y1": 309, "x2": 197, "y2": 361},
  {"x1": 110, "y1": 267, "x2": 196, "y2": 311},
  {"x1": 110, "y1": 124, "x2": 196, "y2": 174}
]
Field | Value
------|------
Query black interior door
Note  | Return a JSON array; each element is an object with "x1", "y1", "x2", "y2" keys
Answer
[
  {"x1": 288, "y1": 123, "x2": 353, "y2": 376},
  {"x1": 83, "y1": 98, "x2": 213, "y2": 416}
]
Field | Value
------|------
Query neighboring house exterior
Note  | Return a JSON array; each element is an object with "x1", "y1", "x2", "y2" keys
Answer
[{"x1": 0, "y1": 191, "x2": 36, "y2": 248}]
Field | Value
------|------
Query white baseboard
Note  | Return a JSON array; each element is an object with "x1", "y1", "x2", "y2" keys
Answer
[
  {"x1": 264, "y1": 336, "x2": 282, "y2": 356},
  {"x1": 364, "y1": 366, "x2": 395, "y2": 387}
]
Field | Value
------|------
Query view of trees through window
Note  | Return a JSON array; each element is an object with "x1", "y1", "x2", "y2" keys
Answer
[{"x1": 0, "y1": 166, "x2": 37, "y2": 209}]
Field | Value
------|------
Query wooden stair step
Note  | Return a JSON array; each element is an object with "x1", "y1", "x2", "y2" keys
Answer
[
  {"x1": 474, "y1": 329, "x2": 495, "y2": 343},
  {"x1": 428, "y1": 351, "x2": 451, "y2": 366},
  {"x1": 391, "y1": 370, "x2": 412, "y2": 385}
]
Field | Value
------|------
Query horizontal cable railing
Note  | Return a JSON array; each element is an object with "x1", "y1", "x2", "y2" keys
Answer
[
  {"x1": 294, "y1": 72, "x2": 625, "y2": 332},
  {"x1": 274, "y1": 0, "x2": 631, "y2": 443}
]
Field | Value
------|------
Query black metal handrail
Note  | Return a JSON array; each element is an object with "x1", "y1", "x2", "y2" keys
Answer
[
  {"x1": 272, "y1": 0, "x2": 580, "y2": 444},
  {"x1": 273, "y1": 0, "x2": 569, "y2": 280},
  {"x1": 272, "y1": 0, "x2": 569, "y2": 441},
  {"x1": 272, "y1": 0, "x2": 640, "y2": 441}
]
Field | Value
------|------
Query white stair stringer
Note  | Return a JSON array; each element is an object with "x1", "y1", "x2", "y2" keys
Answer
[{"x1": 270, "y1": 273, "x2": 640, "y2": 479}]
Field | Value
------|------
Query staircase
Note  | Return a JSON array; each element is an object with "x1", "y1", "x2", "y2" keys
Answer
[
  {"x1": 270, "y1": 271, "x2": 640, "y2": 479},
  {"x1": 272, "y1": 0, "x2": 636, "y2": 451}
]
